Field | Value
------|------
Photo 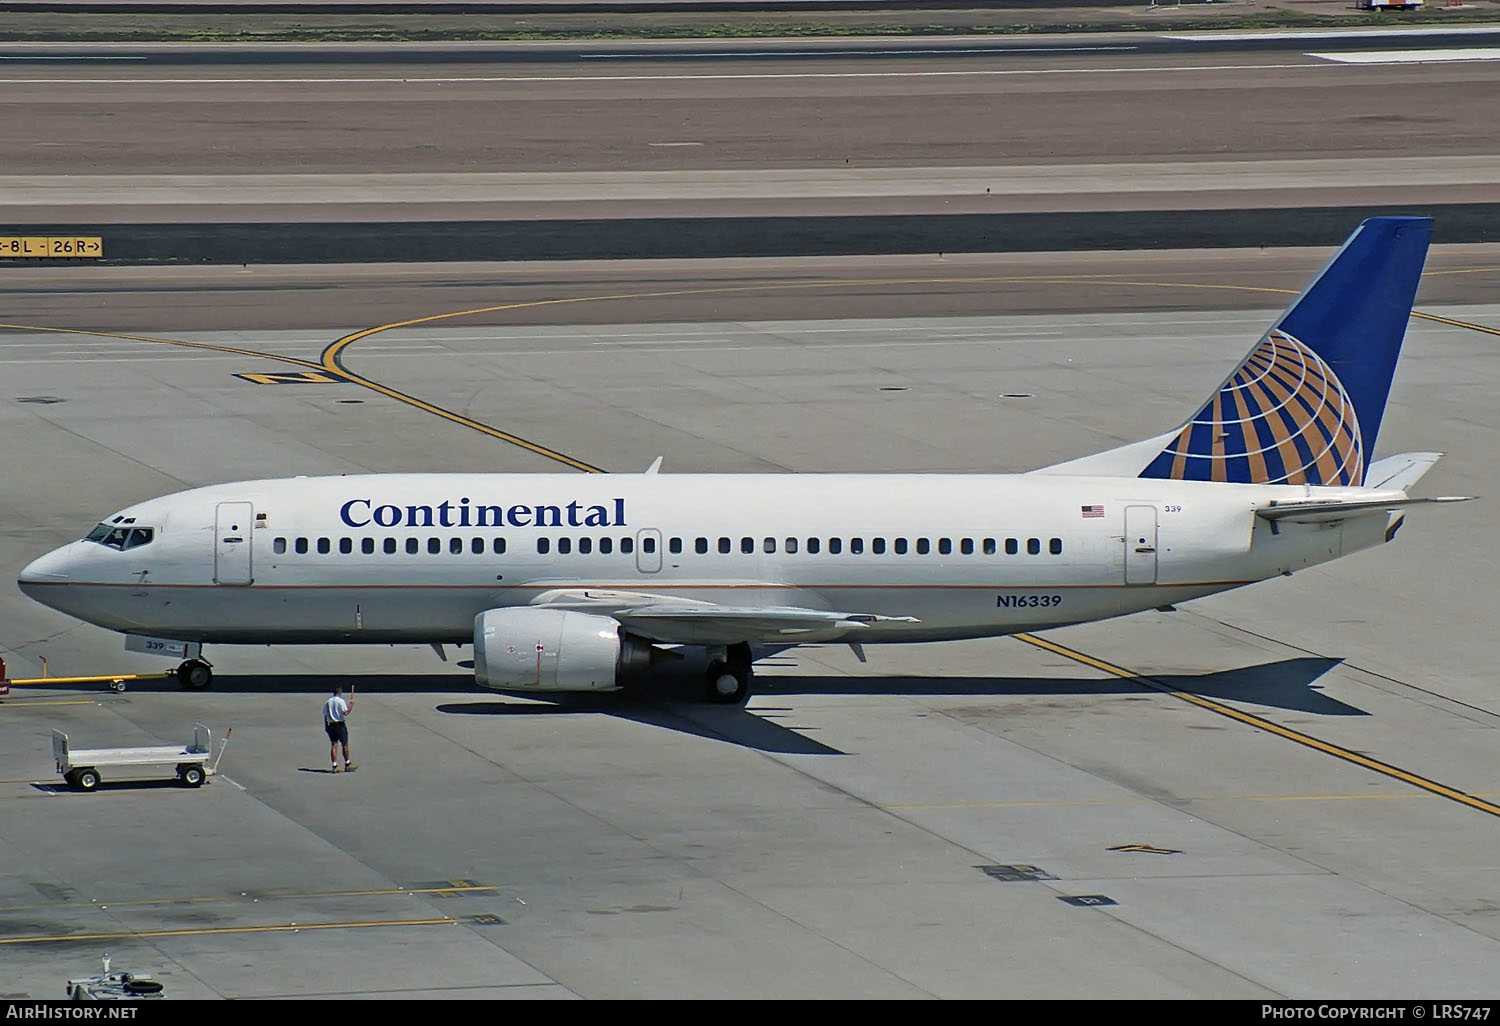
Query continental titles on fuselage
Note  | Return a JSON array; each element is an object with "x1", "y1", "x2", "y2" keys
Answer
[{"x1": 339, "y1": 498, "x2": 627, "y2": 530}]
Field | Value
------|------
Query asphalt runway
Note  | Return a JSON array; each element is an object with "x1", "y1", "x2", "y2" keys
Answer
[
  {"x1": 2, "y1": 29, "x2": 1498, "y2": 232},
  {"x1": 2, "y1": 250, "x2": 1499, "y2": 998}
]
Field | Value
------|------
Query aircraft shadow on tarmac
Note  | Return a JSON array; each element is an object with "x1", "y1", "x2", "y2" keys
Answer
[{"x1": 98, "y1": 656, "x2": 1351, "y2": 756}]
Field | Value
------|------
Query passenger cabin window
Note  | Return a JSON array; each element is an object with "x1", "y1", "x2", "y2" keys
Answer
[
  {"x1": 339, "y1": 538, "x2": 352, "y2": 555},
  {"x1": 363, "y1": 538, "x2": 375, "y2": 555},
  {"x1": 579, "y1": 537, "x2": 593, "y2": 555},
  {"x1": 740, "y1": 537, "x2": 753, "y2": 554},
  {"x1": 719, "y1": 537, "x2": 731, "y2": 554},
  {"x1": 828, "y1": 538, "x2": 842, "y2": 555},
  {"x1": 558, "y1": 538, "x2": 571, "y2": 554},
  {"x1": 669, "y1": 537, "x2": 683, "y2": 555},
  {"x1": 983, "y1": 538, "x2": 997, "y2": 555},
  {"x1": 274, "y1": 537, "x2": 287, "y2": 555},
  {"x1": 785, "y1": 537, "x2": 799, "y2": 554},
  {"x1": 1005, "y1": 538, "x2": 1019, "y2": 555},
  {"x1": 850, "y1": 538, "x2": 864, "y2": 555},
  {"x1": 428, "y1": 538, "x2": 441, "y2": 555},
  {"x1": 599, "y1": 537, "x2": 612, "y2": 554},
  {"x1": 318, "y1": 538, "x2": 331, "y2": 555},
  {"x1": 807, "y1": 538, "x2": 821, "y2": 554},
  {"x1": 406, "y1": 538, "x2": 419, "y2": 555},
  {"x1": 938, "y1": 538, "x2": 952, "y2": 555},
  {"x1": 621, "y1": 537, "x2": 634, "y2": 554},
  {"x1": 1050, "y1": 538, "x2": 1063, "y2": 555},
  {"x1": 872, "y1": 538, "x2": 886, "y2": 555},
  {"x1": 492, "y1": 538, "x2": 507, "y2": 554},
  {"x1": 642, "y1": 537, "x2": 656, "y2": 554},
  {"x1": 1027, "y1": 538, "x2": 1041, "y2": 555},
  {"x1": 472, "y1": 538, "x2": 485, "y2": 555},
  {"x1": 384, "y1": 538, "x2": 397, "y2": 554},
  {"x1": 763, "y1": 537, "x2": 776, "y2": 554},
  {"x1": 696, "y1": 537, "x2": 709, "y2": 554},
  {"x1": 295, "y1": 537, "x2": 309, "y2": 555},
  {"x1": 961, "y1": 538, "x2": 974, "y2": 555},
  {"x1": 537, "y1": 538, "x2": 551, "y2": 554},
  {"x1": 895, "y1": 538, "x2": 908, "y2": 555},
  {"x1": 916, "y1": 538, "x2": 930, "y2": 555},
  {"x1": 450, "y1": 537, "x2": 463, "y2": 555}
]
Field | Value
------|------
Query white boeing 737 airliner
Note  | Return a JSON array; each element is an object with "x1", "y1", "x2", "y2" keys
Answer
[{"x1": 17, "y1": 217, "x2": 1467, "y2": 704}]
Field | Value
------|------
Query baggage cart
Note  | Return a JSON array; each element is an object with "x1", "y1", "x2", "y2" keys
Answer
[{"x1": 52, "y1": 723, "x2": 229, "y2": 791}]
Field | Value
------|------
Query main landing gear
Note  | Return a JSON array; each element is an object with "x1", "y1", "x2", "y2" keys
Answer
[
  {"x1": 176, "y1": 657, "x2": 213, "y2": 690},
  {"x1": 704, "y1": 642, "x2": 753, "y2": 705}
]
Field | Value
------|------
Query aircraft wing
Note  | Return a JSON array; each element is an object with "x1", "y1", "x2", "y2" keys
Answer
[
  {"x1": 528, "y1": 588, "x2": 918, "y2": 645},
  {"x1": 1256, "y1": 494, "x2": 1472, "y2": 525}
]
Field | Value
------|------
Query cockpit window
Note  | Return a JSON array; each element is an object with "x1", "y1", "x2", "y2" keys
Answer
[{"x1": 85, "y1": 523, "x2": 155, "y2": 551}]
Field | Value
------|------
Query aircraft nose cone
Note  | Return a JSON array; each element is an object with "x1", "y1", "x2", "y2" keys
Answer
[{"x1": 18, "y1": 547, "x2": 73, "y2": 596}]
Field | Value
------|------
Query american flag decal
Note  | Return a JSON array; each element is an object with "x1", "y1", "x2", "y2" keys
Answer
[{"x1": 1081, "y1": 504, "x2": 1104, "y2": 518}]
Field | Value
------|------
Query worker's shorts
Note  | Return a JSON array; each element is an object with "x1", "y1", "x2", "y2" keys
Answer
[{"x1": 325, "y1": 721, "x2": 348, "y2": 744}]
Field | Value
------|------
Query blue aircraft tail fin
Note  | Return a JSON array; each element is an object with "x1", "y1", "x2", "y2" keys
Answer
[{"x1": 1137, "y1": 216, "x2": 1431, "y2": 486}]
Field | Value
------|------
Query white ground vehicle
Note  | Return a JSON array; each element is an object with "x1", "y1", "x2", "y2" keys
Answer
[{"x1": 52, "y1": 722, "x2": 229, "y2": 791}]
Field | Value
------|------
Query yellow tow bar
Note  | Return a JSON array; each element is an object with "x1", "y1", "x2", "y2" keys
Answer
[{"x1": 2, "y1": 672, "x2": 174, "y2": 694}]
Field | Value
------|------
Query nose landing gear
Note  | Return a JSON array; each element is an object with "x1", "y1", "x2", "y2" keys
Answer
[{"x1": 176, "y1": 658, "x2": 213, "y2": 690}]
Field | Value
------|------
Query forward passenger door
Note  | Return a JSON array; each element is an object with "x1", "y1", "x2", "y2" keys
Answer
[{"x1": 214, "y1": 501, "x2": 255, "y2": 586}]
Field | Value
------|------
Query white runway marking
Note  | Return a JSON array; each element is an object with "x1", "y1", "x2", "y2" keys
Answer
[
  {"x1": 1174, "y1": 25, "x2": 1500, "y2": 40},
  {"x1": 1308, "y1": 48, "x2": 1500, "y2": 64}
]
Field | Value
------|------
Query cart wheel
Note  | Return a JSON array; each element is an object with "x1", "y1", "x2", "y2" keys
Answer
[
  {"x1": 110, "y1": 679, "x2": 126, "y2": 693},
  {"x1": 179, "y1": 765, "x2": 205, "y2": 788},
  {"x1": 75, "y1": 768, "x2": 100, "y2": 792}
]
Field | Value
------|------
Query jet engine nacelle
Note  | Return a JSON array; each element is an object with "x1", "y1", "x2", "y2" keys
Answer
[{"x1": 472, "y1": 607, "x2": 651, "y2": 692}]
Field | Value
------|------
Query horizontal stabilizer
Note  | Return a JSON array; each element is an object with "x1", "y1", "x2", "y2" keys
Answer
[
  {"x1": 1363, "y1": 451, "x2": 1444, "y2": 492},
  {"x1": 1257, "y1": 493, "x2": 1472, "y2": 524}
]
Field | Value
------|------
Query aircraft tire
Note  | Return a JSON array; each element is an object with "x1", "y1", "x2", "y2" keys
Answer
[
  {"x1": 177, "y1": 659, "x2": 213, "y2": 690},
  {"x1": 704, "y1": 660, "x2": 751, "y2": 706}
]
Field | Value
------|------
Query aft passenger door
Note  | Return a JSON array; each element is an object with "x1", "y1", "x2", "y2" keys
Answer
[
  {"x1": 214, "y1": 501, "x2": 254, "y2": 586},
  {"x1": 1124, "y1": 505, "x2": 1158, "y2": 586}
]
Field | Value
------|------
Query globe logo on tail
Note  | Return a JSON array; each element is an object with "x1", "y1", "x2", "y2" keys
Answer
[{"x1": 1141, "y1": 329, "x2": 1364, "y2": 486}]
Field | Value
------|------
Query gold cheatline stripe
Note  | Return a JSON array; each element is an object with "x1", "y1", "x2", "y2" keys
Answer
[
  {"x1": 1014, "y1": 633, "x2": 1500, "y2": 819},
  {"x1": 0, "y1": 917, "x2": 457, "y2": 946}
]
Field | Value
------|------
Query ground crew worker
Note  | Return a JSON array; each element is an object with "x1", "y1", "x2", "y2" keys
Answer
[{"x1": 323, "y1": 684, "x2": 356, "y2": 773}]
